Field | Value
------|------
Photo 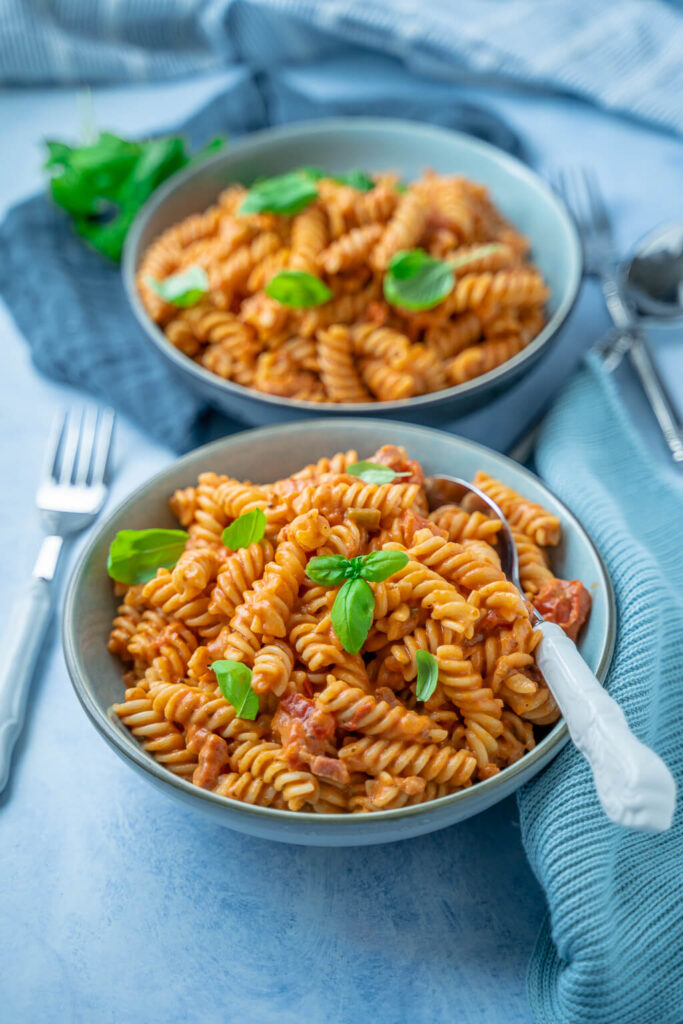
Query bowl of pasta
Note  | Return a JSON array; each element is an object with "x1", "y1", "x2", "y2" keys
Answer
[
  {"x1": 123, "y1": 118, "x2": 581, "y2": 425},
  {"x1": 63, "y1": 420, "x2": 615, "y2": 846}
]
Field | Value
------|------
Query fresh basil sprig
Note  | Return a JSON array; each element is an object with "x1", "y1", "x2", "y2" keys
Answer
[
  {"x1": 306, "y1": 549, "x2": 409, "y2": 653},
  {"x1": 239, "y1": 171, "x2": 318, "y2": 216},
  {"x1": 106, "y1": 528, "x2": 189, "y2": 584},
  {"x1": 347, "y1": 461, "x2": 412, "y2": 485},
  {"x1": 383, "y1": 244, "x2": 504, "y2": 312},
  {"x1": 147, "y1": 266, "x2": 208, "y2": 307},
  {"x1": 265, "y1": 270, "x2": 332, "y2": 308},
  {"x1": 415, "y1": 649, "x2": 439, "y2": 702},
  {"x1": 222, "y1": 508, "x2": 267, "y2": 550},
  {"x1": 212, "y1": 660, "x2": 259, "y2": 720},
  {"x1": 45, "y1": 130, "x2": 225, "y2": 262}
]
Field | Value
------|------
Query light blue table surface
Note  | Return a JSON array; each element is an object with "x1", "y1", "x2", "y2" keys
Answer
[{"x1": 1, "y1": 70, "x2": 682, "y2": 1024}]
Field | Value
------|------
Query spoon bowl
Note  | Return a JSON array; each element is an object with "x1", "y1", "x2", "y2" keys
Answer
[{"x1": 625, "y1": 221, "x2": 683, "y2": 322}]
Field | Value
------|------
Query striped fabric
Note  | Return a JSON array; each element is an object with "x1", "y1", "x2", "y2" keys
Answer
[
  {"x1": 520, "y1": 353, "x2": 683, "y2": 1024},
  {"x1": 2, "y1": 0, "x2": 683, "y2": 135}
]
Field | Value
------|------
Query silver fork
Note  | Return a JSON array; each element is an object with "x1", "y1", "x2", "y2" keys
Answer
[
  {"x1": 553, "y1": 167, "x2": 683, "y2": 463},
  {"x1": 0, "y1": 406, "x2": 115, "y2": 791}
]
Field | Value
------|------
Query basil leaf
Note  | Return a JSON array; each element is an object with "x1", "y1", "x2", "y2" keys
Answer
[
  {"x1": 331, "y1": 577, "x2": 375, "y2": 655},
  {"x1": 383, "y1": 249, "x2": 454, "y2": 312},
  {"x1": 147, "y1": 266, "x2": 208, "y2": 307},
  {"x1": 106, "y1": 528, "x2": 189, "y2": 584},
  {"x1": 45, "y1": 129, "x2": 223, "y2": 262},
  {"x1": 187, "y1": 135, "x2": 226, "y2": 168},
  {"x1": 360, "y1": 550, "x2": 409, "y2": 583},
  {"x1": 415, "y1": 649, "x2": 439, "y2": 702},
  {"x1": 212, "y1": 660, "x2": 259, "y2": 720},
  {"x1": 306, "y1": 554, "x2": 351, "y2": 586},
  {"x1": 222, "y1": 508, "x2": 267, "y2": 549},
  {"x1": 335, "y1": 169, "x2": 374, "y2": 191},
  {"x1": 299, "y1": 166, "x2": 327, "y2": 180},
  {"x1": 239, "y1": 171, "x2": 318, "y2": 216},
  {"x1": 448, "y1": 243, "x2": 504, "y2": 271},
  {"x1": 298, "y1": 166, "x2": 374, "y2": 190},
  {"x1": 265, "y1": 270, "x2": 332, "y2": 308},
  {"x1": 346, "y1": 461, "x2": 412, "y2": 485}
]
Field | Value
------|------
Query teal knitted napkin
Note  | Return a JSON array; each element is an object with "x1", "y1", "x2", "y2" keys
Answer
[{"x1": 518, "y1": 352, "x2": 683, "y2": 1024}]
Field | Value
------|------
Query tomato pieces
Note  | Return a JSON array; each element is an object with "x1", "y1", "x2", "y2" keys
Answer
[
  {"x1": 272, "y1": 693, "x2": 349, "y2": 781},
  {"x1": 534, "y1": 578, "x2": 592, "y2": 641}
]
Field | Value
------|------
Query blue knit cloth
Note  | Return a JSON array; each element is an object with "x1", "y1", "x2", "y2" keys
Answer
[{"x1": 518, "y1": 353, "x2": 683, "y2": 1024}]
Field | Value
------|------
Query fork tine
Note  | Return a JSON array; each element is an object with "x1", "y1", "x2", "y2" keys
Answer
[
  {"x1": 58, "y1": 408, "x2": 83, "y2": 485},
  {"x1": 74, "y1": 406, "x2": 99, "y2": 485},
  {"x1": 585, "y1": 168, "x2": 610, "y2": 232},
  {"x1": 43, "y1": 411, "x2": 67, "y2": 482},
  {"x1": 90, "y1": 408, "x2": 115, "y2": 485}
]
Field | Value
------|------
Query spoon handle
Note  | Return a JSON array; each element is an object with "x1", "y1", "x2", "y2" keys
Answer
[
  {"x1": 536, "y1": 620, "x2": 676, "y2": 831},
  {"x1": 627, "y1": 333, "x2": 683, "y2": 464}
]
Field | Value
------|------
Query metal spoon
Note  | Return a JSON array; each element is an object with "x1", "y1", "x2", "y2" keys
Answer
[
  {"x1": 606, "y1": 223, "x2": 683, "y2": 463},
  {"x1": 425, "y1": 474, "x2": 676, "y2": 832},
  {"x1": 625, "y1": 221, "x2": 683, "y2": 321}
]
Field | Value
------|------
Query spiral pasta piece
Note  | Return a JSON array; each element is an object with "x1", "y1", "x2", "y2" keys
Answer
[{"x1": 473, "y1": 472, "x2": 561, "y2": 546}]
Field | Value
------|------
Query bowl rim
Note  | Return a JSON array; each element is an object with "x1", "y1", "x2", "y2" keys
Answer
[
  {"x1": 122, "y1": 116, "x2": 583, "y2": 414},
  {"x1": 63, "y1": 418, "x2": 616, "y2": 826}
]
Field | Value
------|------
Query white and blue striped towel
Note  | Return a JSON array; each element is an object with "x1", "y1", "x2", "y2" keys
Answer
[{"x1": 2, "y1": 0, "x2": 683, "y2": 135}]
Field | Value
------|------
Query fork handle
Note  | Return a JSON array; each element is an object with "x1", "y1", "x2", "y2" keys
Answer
[
  {"x1": 536, "y1": 620, "x2": 676, "y2": 831},
  {"x1": 0, "y1": 576, "x2": 55, "y2": 792}
]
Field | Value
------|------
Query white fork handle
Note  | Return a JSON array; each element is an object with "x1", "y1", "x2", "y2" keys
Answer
[
  {"x1": 537, "y1": 620, "x2": 676, "y2": 831},
  {"x1": 0, "y1": 577, "x2": 54, "y2": 792}
]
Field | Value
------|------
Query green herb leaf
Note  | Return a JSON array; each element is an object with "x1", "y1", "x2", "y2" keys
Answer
[
  {"x1": 335, "y1": 169, "x2": 374, "y2": 191},
  {"x1": 359, "y1": 550, "x2": 409, "y2": 583},
  {"x1": 211, "y1": 660, "x2": 259, "y2": 720},
  {"x1": 187, "y1": 135, "x2": 226, "y2": 168},
  {"x1": 346, "y1": 461, "x2": 412, "y2": 485},
  {"x1": 330, "y1": 577, "x2": 375, "y2": 655},
  {"x1": 299, "y1": 166, "x2": 327, "y2": 180},
  {"x1": 239, "y1": 171, "x2": 318, "y2": 216},
  {"x1": 415, "y1": 649, "x2": 439, "y2": 702},
  {"x1": 265, "y1": 270, "x2": 332, "y2": 308},
  {"x1": 395, "y1": 182, "x2": 409, "y2": 194},
  {"x1": 298, "y1": 166, "x2": 374, "y2": 190},
  {"x1": 305, "y1": 554, "x2": 351, "y2": 586},
  {"x1": 45, "y1": 129, "x2": 225, "y2": 262},
  {"x1": 448, "y1": 243, "x2": 504, "y2": 270},
  {"x1": 383, "y1": 248, "x2": 454, "y2": 312},
  {"x1": 222, "y1": 508, "x2": 267, "y2": 549},
  {"x1": 147, "y1": 266, "x2": 208, "y2": 307},
  {"x1": 106, "y1": 528, "x2": 189, "y2": 584}
]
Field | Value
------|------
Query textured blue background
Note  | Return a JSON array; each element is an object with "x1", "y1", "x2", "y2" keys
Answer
[{"x1": 1, "y1": 68, "x2": 682, "y2": 1024}]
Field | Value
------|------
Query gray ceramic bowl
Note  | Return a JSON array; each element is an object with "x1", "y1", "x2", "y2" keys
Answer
[
  {"x1": 63, "y1": 421, "x2": 615, "y2": 846},
  {"x1": 123, "y1": 118, "x2": 581, "y2": 427}
]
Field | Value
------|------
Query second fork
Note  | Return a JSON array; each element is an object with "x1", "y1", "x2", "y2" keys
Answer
[{"x1": 0, "y1": 406, "x2": 115, "y2": 792}]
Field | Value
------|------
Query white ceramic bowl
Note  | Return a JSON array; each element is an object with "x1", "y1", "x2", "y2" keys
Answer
[
  {"x1": 63, "y1": 420, "x2": 615, "y2": 846},
  {"x1": 123, "y1": 118, "x2": 581, "y2": 426}
]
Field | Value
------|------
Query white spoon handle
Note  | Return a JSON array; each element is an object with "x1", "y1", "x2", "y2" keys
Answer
[{"x1": 536, "y1": 620, "x2": 676, "y2": 831}]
